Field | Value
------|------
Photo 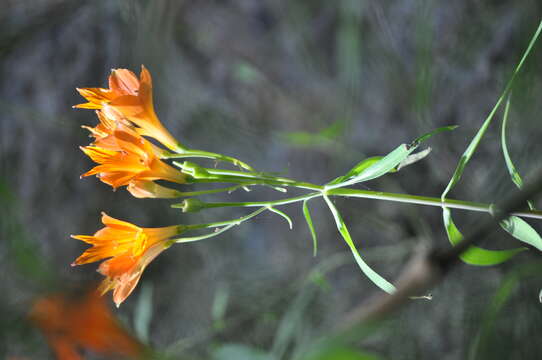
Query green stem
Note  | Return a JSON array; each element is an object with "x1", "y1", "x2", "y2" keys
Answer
[
  {"x1": 190, "y1": 175, "x2": 322, "y2": 192},
  {"x1": 203, "y1": 169, "x2": 323, "y2": 191},
  {"x1": 163, "y1": 148, "x2": 256, "y2": 172},
  {"x1": 174, "y1": 185, "x2": 244, "y2": 198},
  {"x1": 187, "y1": 206, "x2": 267, "y2": 229},
  {"x1": 176, "y1": 188, "x2": 542, "y2": 220},
  {"x1": 173, "y1": 207, "x2": 268, "y2": 243}
]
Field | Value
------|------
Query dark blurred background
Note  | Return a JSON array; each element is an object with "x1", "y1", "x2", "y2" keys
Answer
[{"x1": 1, "y1": 1, "x2": 542, "y2": 359}]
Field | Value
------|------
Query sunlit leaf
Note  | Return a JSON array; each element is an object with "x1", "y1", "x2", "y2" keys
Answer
[
  {"x1": 442, "y1": 21, "x2": 542, "y2": 200},
  {"x1": 323, "y1": 195, "x2": 395, "y2": 293},
  {"x1": 500, "y1": 216, "x2": 542, "y2": 251},
  {"x1": 329, "y1": 126, "x2": 455, "y2": 188},
  {"x1": 443, "y1": 208, "x2": 525, "y2": 265},
  {"x1": 327, "y1": 156, "x2": 385, "y2": 186},
  {"x1": 441, "y1": 21, "x2": 542, "y2": 264},
  {"x1": 501, "y1": 97, "x2": 535, "y2": 209},
  {"x1": 303, "y1": 200, "x2": 319, "y2": 256},
  {"x1": 328, "y1": 144, "x2": 411, "y2": 188}
]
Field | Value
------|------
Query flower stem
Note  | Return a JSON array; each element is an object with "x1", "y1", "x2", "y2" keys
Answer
[
  {"x1": 173, "y1": 185, "x2": 244, "y2": 198},
  {"x1": 176, "y1": 188, "x2": 542, "y2": 220},
  {"x1": 163, "y1": 148, "x2": 256, "y2": 172},
  {"x1": 173, "y1": 207, "x2": 268, "y2": 243}
]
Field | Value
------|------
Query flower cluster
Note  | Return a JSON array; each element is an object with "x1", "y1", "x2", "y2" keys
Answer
[
  {"x1": 73, "y1": 67, "x2": 189, "y2": 306},
  {"x1": 76, "y1": 67, "x2": 187, "y2": 196}
]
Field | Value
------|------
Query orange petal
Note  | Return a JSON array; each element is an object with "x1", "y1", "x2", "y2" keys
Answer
[{"x1": 109, "y1": 69, "x2": 139, "y2": 95}]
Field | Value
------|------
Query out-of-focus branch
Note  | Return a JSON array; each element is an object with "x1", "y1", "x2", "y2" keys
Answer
[{"x1": 335, "y1": 168, "x2": 542, "y2": 335}]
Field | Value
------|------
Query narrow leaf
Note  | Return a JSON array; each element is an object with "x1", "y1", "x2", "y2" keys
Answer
[
  {"x1": 501, "y1": 97, "x2": 535, "y2": 209},
  {"x1": 328, "y1": 156, "x2": 385, "y2": 185},
  {"x1": 329, "y1": 125, "x2": 455, "y2": 188},
  {"x1": 302, "y1": 200, "x2": 318, "y2": 257},
  {"x1": 412, "y1": 125, "x2": 458, "y2": 145},
  {"x1": 441, "y1": 22, "x2": 542, "y2": 265},
  {"x1": 500, "y1": 216, "x2": 542, "y2": 251},
  {"x1": 442, "y1": 20, "x2": 542, "y2": 201},
  {"x1": 325, "y1": 144, "x2": 412, "y2": 189},
  {"x1": 268, "y1": 206, "x2": 293, "y2": 229},
  {"x1": 443, "y1": 208, "x2": 525, "y2": 265},
  {"x1": 323, "y1": 195, "x2": 395, "y2": 293}
]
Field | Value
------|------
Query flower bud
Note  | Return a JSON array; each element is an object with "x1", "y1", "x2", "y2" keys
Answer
[
  {"x1": 174, "y1": 198, "x2": 206, "y2": 213},
  {"x1": 127, "y1": 180, "x2": 181, "y2": 198}
]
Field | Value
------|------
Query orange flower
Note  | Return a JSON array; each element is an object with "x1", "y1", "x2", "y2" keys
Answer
[
  {"x1": 80, "y1": 123, "x2": 186, "y2": 189},
  {"x1": 72, "y1": 212, "x2": 182, "y2": 306},
  {"x1": 75, "y1": 66, "x2": 181, "y2": 151},
  {"x1": 29, "y1": 289, "x2": 146, "y2": 359},
  {"x1": 83, "y1": 107, "x2": 169, "y2": 158}
]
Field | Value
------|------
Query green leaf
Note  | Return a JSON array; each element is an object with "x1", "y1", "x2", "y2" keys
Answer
[
  {"x1": 303, "y1": 200, "x2": 319, "y2": 257},
  {"x1": 501, "y1": 97, "x2": 535, "y2": 209},
  {"x1": 443, "y1": 208, "x2": 525, "y2": 265},
  {"x1": 326, "y1": 144, "x2": 411, "y2": 189},
  {"x1": 441, "y1": 20, "x2": 542, "y2": 201},
  {"x1": 441, "y1": 21, "x2": 542, "y2": 264},
  {"x1": 329, "y1": 126, "x2": 455, "y2": 188},
  {"x1": 347, "y1": 145, "x2": 410, "y2": 183},
  {"x1": 268, "y1": 206, "x2": 293, "y2": 229},
  {"x1": 411, "y1": 125, "x2": 458, "y2": 145},
  {"x1": 323, "y1": 195, "x2": 395, "y2": 293},
  {"x1": 327, "y1": 156, "x2": 386, "y2": 186},
  {"x1": 500, "y1": 216, "x2": 542, "y2": 251}
]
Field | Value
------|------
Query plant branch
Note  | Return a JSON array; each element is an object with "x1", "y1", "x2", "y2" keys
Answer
[{"x1": 334, "y1": 169, "x2": 542, "y2": 336}]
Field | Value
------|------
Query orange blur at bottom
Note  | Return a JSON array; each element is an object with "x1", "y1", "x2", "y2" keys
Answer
[{"x1": 29, "y1": 289, "x2": 145, "y2": 360}]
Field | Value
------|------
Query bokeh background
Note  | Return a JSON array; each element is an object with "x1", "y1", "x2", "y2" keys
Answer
[{"x1": 2, "y1": 1, "x2": 542, "y2": 359}]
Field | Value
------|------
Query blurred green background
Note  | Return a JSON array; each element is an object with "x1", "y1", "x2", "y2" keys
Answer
[{"x1": 1, "y1": 0, "x2": 542, "y2": 359}]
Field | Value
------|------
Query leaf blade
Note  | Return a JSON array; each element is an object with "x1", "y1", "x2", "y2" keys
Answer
[
  {"x1": 323, "y1": 194, "x2": 395, "y2": 293},
  {"x1": 500, "y1": 216, "x2": 542, "y2": 251},
  {"x1": 302, "y1": 200, "x2": 319, "y2": 257},
  {"x1": 501, "y1": 97, "x2": 535, "y2": 209},
  {"x1": 443, "y1": 208, "x2": 525, "y2": 266}
]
